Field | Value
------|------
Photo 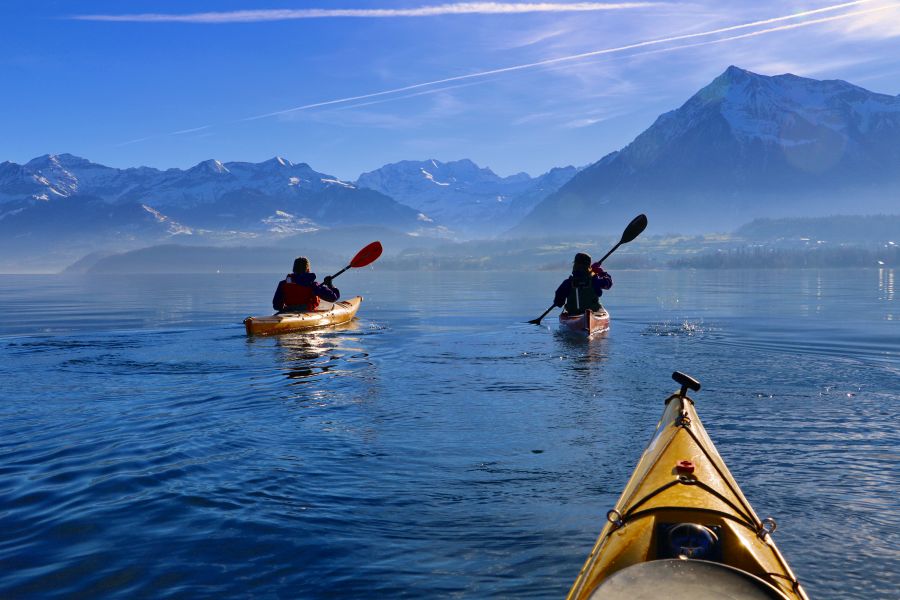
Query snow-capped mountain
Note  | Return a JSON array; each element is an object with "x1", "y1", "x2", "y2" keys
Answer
[
  {"x1": 356, "y1": 159, "x2": 577, "y2": 236},
  {"x1": 0, "y1": 154, "x2": 432, "y2": 270},
  {"x1": 514, "y1": 66, "x2": 900, "y2": 235},
  {"x1": 0, "y1": 154, "x2": 429, "y2": 230},
  {"x1": 0, "y1": 154, "x2": 424, "y2": 229}
]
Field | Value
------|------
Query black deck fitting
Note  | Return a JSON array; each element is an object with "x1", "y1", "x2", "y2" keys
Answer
[{"x1": 672, "y1": 371, "x2": 701, "y2": 398}]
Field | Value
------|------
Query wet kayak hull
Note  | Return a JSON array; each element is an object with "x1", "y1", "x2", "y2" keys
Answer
[{"x1": 244, "y1": 296, "x2": 362, "y2": 336}]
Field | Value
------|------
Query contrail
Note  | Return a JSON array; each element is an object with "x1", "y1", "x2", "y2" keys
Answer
[
  {"x1": 532, "y1": 3, "x2": 899, "y2": 75},
  {"x1": 244, "y1": 0, "x2": 882, "y2": 120},
  {"x1": 114, "y1": 0, "x2": 894, "y2": 144},
  {"x1": 74, "y1": 2, "x2": 659, "y2": 23}
]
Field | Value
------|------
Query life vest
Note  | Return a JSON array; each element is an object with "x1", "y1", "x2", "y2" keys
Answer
[
  {"x1": 281, "y1": 274, "x2": 320, "y2": 311},
  {"x1": 565, "y1": 271, "x2": 600, "y2": 314}
]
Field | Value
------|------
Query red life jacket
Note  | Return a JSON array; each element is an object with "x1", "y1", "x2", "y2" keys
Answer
[{"x1": 281, "y1": 274, "x2": 320, "y2": 310}]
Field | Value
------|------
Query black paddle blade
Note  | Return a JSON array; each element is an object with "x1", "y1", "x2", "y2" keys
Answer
[
  {"x1": 527, "y1": 305, "x2": 555, "y2": 326},
  {"x1": 620, "y1": 214, "x2": 648, "y2": 244}
]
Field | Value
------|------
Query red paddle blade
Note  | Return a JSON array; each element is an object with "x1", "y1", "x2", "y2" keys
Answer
[{"x1": 349, "y1": 241, "x2": 383, "y2": 268}]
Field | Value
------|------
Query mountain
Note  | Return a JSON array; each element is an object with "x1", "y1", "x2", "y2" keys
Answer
[
  {"x1": 0, "y1": 194, "x2": 192, "y2": 272},
  {"x1": 356, "y1": 159, "x2": 577, "y2": 237},
  {"x1": 77, "y1": 226, "x2": 448, "y2": 274},
  {"x1": 0, "y1": 154, "x2": 427, "y2": 231},
  {"x1": 0, "y1": 154, "x2": 161, "y2": 204},
  {"x1": 514, "y1": 66, "x2": 900, "y2": 235},
  {"x1": 0, "y1": 155, "x2": 433, "y2": 271}
]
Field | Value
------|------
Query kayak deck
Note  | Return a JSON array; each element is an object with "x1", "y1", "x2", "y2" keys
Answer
[
  {"x1": 567, "y1": 373, "x2": 808, "y2": 600},
  {"x1": 559, "y1": 307, "x2": 610, "y2": 337},
  {"x1": 244, "y1": 296, "x2": 362, "y2": 336}
]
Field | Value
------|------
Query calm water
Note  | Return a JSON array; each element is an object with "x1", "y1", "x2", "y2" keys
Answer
[{"x1": 0, "y1": 269, "x2": 897, "y2": 598}]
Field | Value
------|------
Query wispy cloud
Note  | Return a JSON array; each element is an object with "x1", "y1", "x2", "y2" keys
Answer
[
  {"x1": 499, "y1": 26, "x2": 574, "y2": 50},
  {"x1": 828, "y1": 3, "x2": 900, "y2": 38},
  {"x1": 73, "y1": 2, "x2": 659, "y2": 24},
  {"x1": 115, "y1": 0, "x2": 899, "y2": 145},
  {"x1": 116, "y1": 125, "x2": 213, "y2": 147},
  {"x1": 292, "y1": 82, "x2": 483, "y2": 129},
  {"x1": 244, "y1": 0, "x2": 888, "y2": 120}
]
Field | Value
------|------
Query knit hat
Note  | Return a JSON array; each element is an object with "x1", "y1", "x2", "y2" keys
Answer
[
  {"x1": 292, "y1": 256, "x2": 310, "y2": 273},
  {"x1": 573, "y1": 252, "x2": 592, "y2": 270}
]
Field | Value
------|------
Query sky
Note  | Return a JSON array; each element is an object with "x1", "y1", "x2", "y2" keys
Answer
[{"x1": 2, "y1": 1, "x2": 900, "y2": 180}]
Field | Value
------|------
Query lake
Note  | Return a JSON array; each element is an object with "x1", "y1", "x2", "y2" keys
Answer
[{"x1": 0, "y1": 269, "x2": 897, "y2": 598}]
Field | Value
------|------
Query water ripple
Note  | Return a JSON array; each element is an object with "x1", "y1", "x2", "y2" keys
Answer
[{"x1": 0, "y1": 270, "x2": 896, "y2": 598}]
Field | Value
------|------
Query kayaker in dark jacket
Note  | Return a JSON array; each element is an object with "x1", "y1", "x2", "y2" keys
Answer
[
  {"x1": 553, "y1": 252, "x2": 612, "y2": 315},
  {"x1": 272, "y1": 256, "x2": 340, "y2": 312}
]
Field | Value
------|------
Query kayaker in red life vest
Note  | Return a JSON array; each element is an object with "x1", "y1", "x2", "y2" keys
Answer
[
  {"x1": 553, "y1": 252, "x2": 612, "y2": 315},
  {"x1": 272, "y1": 256, "x2": 340, "y2": 312}
]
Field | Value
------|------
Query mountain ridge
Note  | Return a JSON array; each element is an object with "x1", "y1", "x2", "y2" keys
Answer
[{"x1": 355, "y1": 158, "x2": 579, "y2": 237}]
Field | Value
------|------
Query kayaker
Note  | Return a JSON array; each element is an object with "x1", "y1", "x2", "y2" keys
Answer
[
  {"x1": 272, "y1": 256, "x2": 340, "y2": 312},
  {"x1": 553, "y1": 253, "x2": 612, "y2": 315}
]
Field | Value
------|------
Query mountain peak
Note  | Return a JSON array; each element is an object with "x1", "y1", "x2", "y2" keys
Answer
[
  {"x1": 263, "y1": 156, "x2": 293, "y2": 168},
  {"x1": 191, "y1": 159, "x2": 230, "y2": 175},
  {"x1": 720, "y1": 65, "x2": 755, "y2": 82},
  {"x1": 25, "y1": 154, "x2": 59, "y2": 169},
  {"x1": 514, "y1": 67, "x2": 900, "y2": 236}
]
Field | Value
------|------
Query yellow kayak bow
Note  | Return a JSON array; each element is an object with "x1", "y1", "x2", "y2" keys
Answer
[{"x1": 567, "y1": 372, "x2": 809, "y2": 600}]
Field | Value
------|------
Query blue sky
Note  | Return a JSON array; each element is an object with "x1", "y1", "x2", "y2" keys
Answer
[{"x1": 2, "y1": 1, "x2": 899, "y2": 179}]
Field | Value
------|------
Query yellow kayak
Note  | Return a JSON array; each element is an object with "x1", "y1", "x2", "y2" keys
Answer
[
  {"x1": 244, "y1": 296, "x2": 362, "y2": 336},
  {"x1": 567, "y1": 372, "x2": 809, "y2": 600}
]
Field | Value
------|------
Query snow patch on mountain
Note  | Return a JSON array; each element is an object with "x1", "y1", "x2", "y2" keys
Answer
[
  {"x1": 141, "y1": 204, "x2": 193, "y2": 235},
  {"x1": 320, "y1": 178, "x2": 356, "y2": 189},
  {"x1": 420, "y1": 168, "x2": 450, "y2": 186},
  {"x1": 261, "y1": 210, "x2": 319, "y2": 234}
]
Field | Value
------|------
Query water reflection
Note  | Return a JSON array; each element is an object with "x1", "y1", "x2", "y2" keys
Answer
[
  {"x1": 878, "y1": 268, "x2": 895, "y2": 320},
  {"x1": 553, "y1": 329, "x2": 610, "y2": 384},
  {"x1": 273, "y1": 321, "x2": 364, "y2": 383}
]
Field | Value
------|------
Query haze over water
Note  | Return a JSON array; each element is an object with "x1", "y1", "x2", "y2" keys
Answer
[{"x1": 0, "y1": 269, "x2": 897, "y2": 598}]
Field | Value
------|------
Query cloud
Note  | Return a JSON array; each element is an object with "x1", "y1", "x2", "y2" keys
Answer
[
  {"x1": 244, "y1": 0, "x2": 887, "y2": 120},
  {"x1": 73, "y1": 2, "x2": 659, "y2": 24},
  {"x1": 563, "y1": 114, "x2": 618, "y2": 128},
  {"x1": 826, "y1": 3, "x2": 900, "y2": 38},
  {"x1": 115, "y1": 0, "x2": 899, "y2": 145},
  {"x1": 499, "y1": 26, "x2": 574, "y2": 50},
  {"x1": 285, "y1": 82, "x2": 482, "y2": 129}
]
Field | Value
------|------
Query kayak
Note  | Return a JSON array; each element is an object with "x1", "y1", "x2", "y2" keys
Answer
[
  {"x1": 559, "y1": 307, "x2": 610, "y2": 337},
  {"x1": 567, "y1": 372, "x2": 809, "y2": 600},
  {"x1": 244, "y1": 296, "x2": 363, "y2": 336}
]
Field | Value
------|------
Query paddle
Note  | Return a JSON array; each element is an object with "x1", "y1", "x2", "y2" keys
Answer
[
  {"x1": 527, "y1": 214, "x2": 648, "y2": 325},
  {"x1": 327, "y1": 241, "x2": 383, "y2": 282}
]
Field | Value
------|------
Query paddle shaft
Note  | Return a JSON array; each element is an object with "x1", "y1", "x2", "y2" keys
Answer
[
  {"x1": 329, "y1": 265, "x2": 350, "y2": 281},
  {"x1": 595, "y1": 241, "x2": 622, "y2": 266},
  {"x1": 529, "y1": 305, "x2": 556, "y2": 325}
]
